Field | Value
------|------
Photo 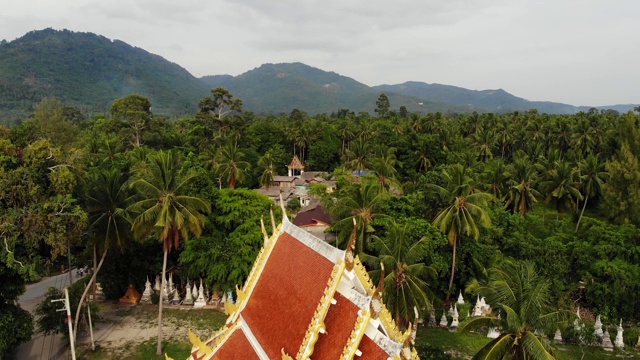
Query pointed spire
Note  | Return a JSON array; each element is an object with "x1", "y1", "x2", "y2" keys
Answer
[
  {"x1": 370, "y1": 263, "x2": 385, "y2": 319},
  {"x1": 457, "y1": 291, "x2": 464, "y2": 304},
  {"x1": 270, "y1": 205, "x2": 277, "y2": 237},
  {"x1": 345, "y1": 218, "x2": 357, "y2": 271},
  {"x1": 278, "y1": 193, "x2": 288, "y2": 222},
  {"x1": 260, "y1": 215, "x2": 269, "y2": 246}
]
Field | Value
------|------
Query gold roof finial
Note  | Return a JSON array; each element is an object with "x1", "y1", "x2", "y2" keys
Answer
[
  {"x1": 260, "y1": 215, "x2": 269, "y2": 246},
  {"x1": 370, "y1": 262, "x2": 385, "y2": 319},
  {"x1": 278, "y1": 193, "x2": 289, "y2": 222},
  {"x1": 189, "y1": 329, "x2": 212, "y2": 356},
  {"x1": 345, "y1": 218, "x2": 357, "y2": 271},
  {"x1": 270, "y1": 205, "x2": 277, "y2": 237}
]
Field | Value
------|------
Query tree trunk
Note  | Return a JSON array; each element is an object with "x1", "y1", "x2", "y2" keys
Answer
[
  {"x1": 446, "y1": 237, "x2": 457, "y2": 304},
  {"x1": 156, "y1": 248, "x2": 168, "y2": 355},
  {"x1": 92, "y1": 244, "x2": 97, "y2": 302},
  {"x1": 576, "y1": 194, "x2": 589, "y2": 232},
  {"x1": 73, "y1": 247, "x2": 108, "y2": 343}
]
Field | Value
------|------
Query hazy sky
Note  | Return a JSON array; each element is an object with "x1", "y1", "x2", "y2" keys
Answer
[{"x1": 1, "y1": 0, "x2": 637, "y2": 106}]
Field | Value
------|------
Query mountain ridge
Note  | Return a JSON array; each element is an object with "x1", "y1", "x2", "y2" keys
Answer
[{"x1": 0, "y1": 28, "x2": 636, "y2": 123}]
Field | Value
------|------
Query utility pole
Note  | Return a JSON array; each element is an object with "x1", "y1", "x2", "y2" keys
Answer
[{"x1": 52, "y1": 288, "x2": 77, "y2": 360}]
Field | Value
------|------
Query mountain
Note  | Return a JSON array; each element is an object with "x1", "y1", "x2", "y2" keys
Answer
[
  {"x1": 0, "y1": 28, "x2": 210, "y2": 122},
  {"x1": 199, "y1": 62, "x2": 475, "y2": 115},
  {"x1": 373, "y1": 81, "x2": 582, "y2": 114},
  {"x1": 1, "y1": 29, "x2": 635, "y2": 123}
]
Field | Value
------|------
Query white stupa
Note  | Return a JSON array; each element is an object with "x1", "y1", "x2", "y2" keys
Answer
[
  {"x1": 553, "y1": 328, "x2": 563, "y2": 344},
  {"x1": 153, "y1": 274, "x2": 161, "y2": 292},
  {"x1": 448, "y1": 305, "x2": 454, "y2": 317},
  {"x1": 473, "y1": 295, "x2": 483, "y2": 317},
  {"x1": 161, "y1": 276, "x2": 170, "y2": 303},
  {"x1": 450, "y1": 305, "x2": 459, "y2": 330},
  {"x1": 183, "y1": 280, "x2": 194, "y2": 305},
  {"x1": 140, "y1": 276, "x2": 153, "y2": 303},
  {"x1": 439, "y1": 312, "x2": 448, "y2": 327},
  {"x1": 594, "y1": 315, "x2": 604, "y2": 338},
  {"x1": 457, "y1": 291, "x2": 464, "y2": 304},
  {"x1": 191, "y1": 281, "x2": 198, "y2": 300},
  {"x1": 194, "y1": 278, "x2": 207, "y2": 308},
  {"x1": 614, "y1": 319, "x2": 624, "y2": 349},
  {"x1": 602, "y1": 329, "x2": 614, "y2": 351}
]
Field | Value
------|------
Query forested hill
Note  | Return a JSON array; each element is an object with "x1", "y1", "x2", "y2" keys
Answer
[
  {"x1": 199, "y1": 62, "x2": 475, "y2": 115},
  {"x1": 0, "y1": 28, "x2": 210, "y2": 122}
]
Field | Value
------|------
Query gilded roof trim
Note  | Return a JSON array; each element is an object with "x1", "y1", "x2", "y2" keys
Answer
[
  {"x1": 339, "y1": 308, "x2": 371, "y2": 360},
  {"x1": 296, "y1": 258, "x2": 346, "y2": 359}
]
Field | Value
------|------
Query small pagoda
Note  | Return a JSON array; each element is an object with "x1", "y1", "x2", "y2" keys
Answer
[
  {"x1": 287, "y1": 154, "x2": 305, "y2": 176},
  {"x1": 186, "y1": 203, "x2": 421, "y2": 359}
]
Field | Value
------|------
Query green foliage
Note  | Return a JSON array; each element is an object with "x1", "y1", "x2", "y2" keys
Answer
[
  {"x1": 180, "y1": 189, "x2": 279, "y2": 291},
  {"x1": 0, "y1": 303, "x2": 33, "y2": 357},
  {"x1": 34, "y1": 276, "x2": 97, "y2": 337}
]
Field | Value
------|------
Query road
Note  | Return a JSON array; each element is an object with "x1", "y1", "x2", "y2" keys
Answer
[{"x1": 11, "y1": 270, "x2": 76, "y2": 360}]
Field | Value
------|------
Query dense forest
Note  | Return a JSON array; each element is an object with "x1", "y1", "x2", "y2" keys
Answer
[{"x1": 2, "y1": 89, "x2": 640, "y2": 357}]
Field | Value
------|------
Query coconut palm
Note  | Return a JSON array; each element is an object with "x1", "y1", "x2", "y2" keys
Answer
[
  {"x1": 331, "y1": 181, "x2": 386, "y2": 256},
  {"x1": 505, "y1": 153, "x2": 541, "y2": 216},
  {"x1": 368, "y1": 220, "x2": 436, "y2": 329},
  {"x1": 459, "y1": 261, "x2": 565, "y2": 360},
  {"x1": 129, "y1": 150, "x2": 211, "y2": 355},
  {"x1": 215, "y1": 140, "x2": 249, "y2": 189},
  {"x1": 73, "y1": 168, "x2": 133, "y2": 342},
  {"x1": 368, "y1": 148, "x2": 399, "y2": 191},
  {"x1": 539, "y1": 160, "x2": 582, "y2": 220},
  {"x1": 430, "y1": 164, "x2": 492, "y2": 302},
  {"x1": 258, "y1": 153, "x2": 275, "y2": 190},
  {"x1": 575, "y1": 154, "x2": 608, "y2": 231}
]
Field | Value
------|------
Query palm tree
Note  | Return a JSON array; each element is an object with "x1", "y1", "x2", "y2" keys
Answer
[
  {"x1": 430, "y1": 164, "x2": 492, "y2": 302},
  {"x1": 368, "y1": 148, "x2": 399, "y2": 191},
  {"x1": 343, "y1": 138, "x2": 369, "y2": 175},
  {"x1": 368, "y1": 220, "x2": 436, "y2": 329},
  {"x1": 505, "y1": 153, "x2": 541, "y2": 216},
  {"x1": 215, "y1": 140, "x2": 249, "y2": 189},
  {"x1": 459, "y1": 261, "x2": 565, "y2": 360},
  {"x1": 472, "y1": 128, "x2": 495, "y2": 162},
  {"x1": 414, "y1": 138, "x2": 432, "y2": 173},
  {"x1": 129, "y1": 150, "x2": 211, "y2": 355},
  {"x1": 73, "y1": 168, "x2": 133, "y2": 342},
  {"x1": 480, "y1": 159, "x2": 511, "y2": 201},
  {"x1": 575, "y1": 154, "x2": 608, "y2": 231},
  {"x1": 539, "y1": 160, "x2": 582, "y2": 220},
  {"x1": 258, "y1": 153, "x2": 275, "y2": 190},
  {"x1": 330, "y1": 181, "x2": 386, "y2": 255}
]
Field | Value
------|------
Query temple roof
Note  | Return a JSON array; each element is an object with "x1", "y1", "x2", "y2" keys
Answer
[
  {"x1": 195, "y1": 212, "x2": 420, "y2": 360},
  {"x1": 288, "y1": 155, "x2": 305, "y2": 170}
]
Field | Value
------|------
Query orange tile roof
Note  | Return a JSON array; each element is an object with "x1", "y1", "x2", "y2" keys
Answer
[
  {"x1": 212, "y1": 326, "x2": 260, "y2": 360},
  {"x1": 313, "y1": 292, "x2": 361, "y2": 359},
  {"x1": 357, "y1": 334, "x2": 392, "y2": 360},
  {"x1": 241, "y1": 231, "x2": 335, "y2": 359}
]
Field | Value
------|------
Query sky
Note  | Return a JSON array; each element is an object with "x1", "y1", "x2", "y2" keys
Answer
[{"x1": 0, "y1": 0, "x2": 637, "y2": 107}]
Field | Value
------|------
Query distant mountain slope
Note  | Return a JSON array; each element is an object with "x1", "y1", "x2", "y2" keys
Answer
[
  {"x1": 373, "y1": 81, "x2": 592, "y2": 114},
  {"x1": 0, "y1": 28, "x2": 210, "y2": 121},
  {"x1": 199, "y1": 62, "x2": 475, "y2": 115}
]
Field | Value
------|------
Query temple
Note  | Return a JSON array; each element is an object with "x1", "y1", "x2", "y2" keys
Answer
[{"x1": 186, "y1": 208, "x2": 420, "y2": 359}]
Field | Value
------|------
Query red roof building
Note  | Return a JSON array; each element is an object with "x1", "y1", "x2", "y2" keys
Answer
[{"x1": 186, "y1": 213, "x2": 420, "y2": 360}]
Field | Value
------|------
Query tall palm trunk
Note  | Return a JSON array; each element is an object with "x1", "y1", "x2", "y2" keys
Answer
[
  {"x1": 156, "y1": 248, "x2": 168, "y2": 355},
  {"x1": 446, "y1": 237, "x2": 457, "y2": 304},
  {"x1": 73, "y1": 247, "x2": 108, "y2": 342},
  {"x1": 576, "y1": 194, "x2": 589, "y2": 232}
]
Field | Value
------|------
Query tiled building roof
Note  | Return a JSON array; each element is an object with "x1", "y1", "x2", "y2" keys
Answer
[{"x1": 188, "y1": 211, "x2": 420, "y2": 360}]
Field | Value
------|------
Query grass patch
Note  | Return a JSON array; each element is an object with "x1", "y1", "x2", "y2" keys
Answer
[
  {"x1": 80, "y1": 339, "x2": 190, "y2": 360},
  {"x1": 417, "y1": 326, "x2": 640, "y2": 359}
]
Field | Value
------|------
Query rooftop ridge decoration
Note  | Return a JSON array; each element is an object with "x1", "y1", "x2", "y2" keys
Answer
[
  {"x1": 202, "y1": 322, "x2": 239, "y2": 359},
  {"x1": 223, "y1": 219, "x2": 284, "y2": 326},
  {"x1": 189, "y1": 329, "x2": 212, "y2": 359},
  {"x1": 288, "y1": 154, "x2": 305, "y2": 170},
  {"x1": 340, "y1": 308, "x2": 371, "y2": 360},
  {"x1": 296, "y1": 258, "x2": 346, "y2": 359}
]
